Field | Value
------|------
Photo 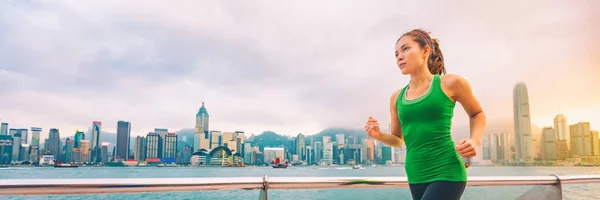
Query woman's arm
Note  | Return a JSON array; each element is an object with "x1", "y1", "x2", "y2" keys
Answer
[
  {"x1": 369, "y1": 90, "x2": 405, "y2": 148},
  {"x1": 443, "y1": 74, "x2": 486, "y2": 158}
]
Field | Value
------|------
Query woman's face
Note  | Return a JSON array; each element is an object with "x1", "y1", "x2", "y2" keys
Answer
[{"x1": 395, "y1": 36, "x2": 427, "y2": 75}]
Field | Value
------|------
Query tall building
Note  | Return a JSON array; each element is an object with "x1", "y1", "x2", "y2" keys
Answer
[
  {"x1": 491, "y1": 132, "x2": 511, "y2": 162},
  {"x1": 0, "y1": 123, "x2": 8, "y2": 136},
  {"x1": 553, "y1": 115, "x2": 570, "y2": 141},
  {"x1": 222, "y1": 132, "x2": 234, "y2": 144},
  {"x1": 74, "y1": 129, "x2": 85, "y2": 148},
  {"x1": 145, "y1": 132, "x2": 162, "y2": 162},
  {"x1": 194, "y1": 132, "x2": 210, "y2": 152},
  {"x1": 116, "y1": 121, "x2": 131, "y2": 161},
  {"x1": 513, "y1": 82, "x2": 534, "y2": 162},
  {"x1": 19, "y1": 144, "x2": 30, "y2": 162},
  {"x1": 101, "y1": 142, "x2": 109, "y2": 163},
  {"x1": 134, "y1": 136, "x2": 147, "y2": 162},
  {"x1": 155, "y1": 128, "x2": 168, "y2": 157},
  {"x1": 80, "y1": 140, "x2": 89, "y2": 162},
  {"x1": 12, "y1": 133, "x2": 21, "y2": 161},
  {"x1": 235, "y1": 131, "x2": 245, "y2": 156},
  {"x1": 541, "y1": 127, "x2": 557, "y2": 160},
  {"x1": 243, "y1": 143, "x2": 253, "y2": 164},
  {"x1": 0, "y1": 135, "x2": 13, "y2": 164},
  {"x1": 91, "y1": 121, "x2": 101, "y2": 149},
  {"x1": 163, "y1": 132, "x2": 177, "y2": 163},
  {"x1": 322, "y1": 142, "x2": 333, "y2": 165},
  {"x1": 194, "y1": 102, "x2": 210, "y2": 151},
  {"x1": 482, "y1": 134, "x2": 491, "y2": 160},
  {"x1": 570, "y1": 122, "x2": 594, "y2": 156},
  {"x1": 592, "y1": 130, "x2": 600, "y2": 156},
  {"x1": 553, "y1": 115, "x2": 571, "y2": 159},
  {"x1": 65, "y1": 139, "x2": 74, "y2": 162},
  {"x1": 29, "y1": 145, "x2": 39, "y2": 163},
  {"x1": 366, "y1": 138, "x2": 375, "y2": 162},
  {"x1": 296, "y1": 133, "x2": 306, "y2": 162},
  {"x1": 9, "y1": 129, "x2": 18, "y2": 137},
  {"x1": 30, "y1": 127, "x2": 41, "y2": 146},
  {"x1": 72, "y1": 148, "x2": 81, "y2": 163},
  {"x1": 381, "y1": 146, "x2": 392, "y2": 164},
  {"x1": 210, "y1": 131, "x2": 222, "y2": 149},
  {"x1": 181, "y1": 146, "x2": 192, "y2": 164},
  {"x1": 313, "y1": 141, "x2": 322, "y2": 163},
  {"x1": 13, "y1": 129, "x2": 28, "y2": 145},
  {"x1": 47, "y1": 128, "x2": 61, "y2": 159}
]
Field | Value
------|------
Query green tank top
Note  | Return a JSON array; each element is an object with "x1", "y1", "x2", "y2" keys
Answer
[{"x1": 397, "y1": 74, "x2": 467, "y2": 184}]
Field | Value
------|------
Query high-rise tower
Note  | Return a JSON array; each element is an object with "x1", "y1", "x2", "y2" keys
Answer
[
  {"x1": 194, "y1": 102, "x2": 210, "y2": 152},
  {"x1": 513, "y1": 82, "x2": 534, "y2": 162}
]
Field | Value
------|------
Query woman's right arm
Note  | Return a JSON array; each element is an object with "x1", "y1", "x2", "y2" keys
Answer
[{"x1": 373, "y1": 90, "x2": 405, "y2": 148}]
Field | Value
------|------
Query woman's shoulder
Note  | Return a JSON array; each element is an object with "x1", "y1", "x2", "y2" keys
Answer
[
  {"x1": 440, "y1": 73, "x2": 471, "y2": 90},
  {"x1": 440, "y1": 73, "x2": 473, "y2": 98}
]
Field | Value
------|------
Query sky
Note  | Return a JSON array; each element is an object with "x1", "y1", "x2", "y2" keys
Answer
[{"x1": 1, "y1": 0, "x2": 599, "y2": 142}]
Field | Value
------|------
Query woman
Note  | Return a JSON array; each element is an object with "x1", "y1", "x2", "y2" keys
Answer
[{"x1": 364, "y1": 29, "x2": 486, "y2": 200}]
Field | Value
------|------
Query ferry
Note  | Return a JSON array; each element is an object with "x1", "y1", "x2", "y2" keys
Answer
[{"x1": 54, "y1": 162, "x2": 79, "y2": 168}]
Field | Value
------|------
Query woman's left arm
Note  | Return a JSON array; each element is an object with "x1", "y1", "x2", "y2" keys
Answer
[{"x1": 444, "y1": 74, "x2": 486, "y2": 159}]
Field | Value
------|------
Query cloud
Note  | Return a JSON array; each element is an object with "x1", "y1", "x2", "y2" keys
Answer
[{"x1": 0, "y1": 0, "x2": 599, "y2": 144}]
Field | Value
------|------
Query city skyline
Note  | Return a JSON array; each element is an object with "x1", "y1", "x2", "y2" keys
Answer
[{"x1": 1, "y1": 1, "x2": 599, "y2": 139}]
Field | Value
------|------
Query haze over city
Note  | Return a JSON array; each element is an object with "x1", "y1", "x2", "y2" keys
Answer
[{"x1": 1, "y1": 0, "x2": 599, "y2": 142}]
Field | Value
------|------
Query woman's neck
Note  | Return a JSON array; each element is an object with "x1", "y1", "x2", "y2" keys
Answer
[{"x1": 409, "y1": 68, "x2": 434, "y2": 88}]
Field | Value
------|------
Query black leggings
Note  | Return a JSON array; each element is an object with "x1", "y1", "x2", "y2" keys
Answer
[{"x1": 408, "y1": 181, "x2": 466, "y2": 200}]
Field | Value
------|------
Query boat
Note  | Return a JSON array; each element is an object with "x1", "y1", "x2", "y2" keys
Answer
[
  {"x1": 54, "y1": 162, "x2": 79, "y2": 168},
  {"x1": 271, "y1": 158, "x2": 288, "y2": 169},
  {"x1": 156, "y1": 163, "x2": 179, "y2": 167}
]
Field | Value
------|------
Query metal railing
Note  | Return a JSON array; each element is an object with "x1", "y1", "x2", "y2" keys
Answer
[{"x1": 1, "y1": 174, "x2": 599, "y2": 200}]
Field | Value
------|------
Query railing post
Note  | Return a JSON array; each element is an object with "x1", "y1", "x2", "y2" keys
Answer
[
  {"x1": 516, "y1": 174, "x2": 563, "y2": 200},
  {"x1": 258, "y1": 175, "x2": 268, "y2": 200}
]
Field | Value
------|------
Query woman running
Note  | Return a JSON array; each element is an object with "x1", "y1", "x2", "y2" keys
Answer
[{"x1": 364, "y1": 29, "x2": 486, "y2": 200}]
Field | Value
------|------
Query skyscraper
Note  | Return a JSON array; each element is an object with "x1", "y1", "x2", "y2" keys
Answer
[
  {"x1": 11, "y1": 133, "x2": 21, "y2": 161},
  {"x1": 194, "y1": 102, "x2": 209, "y2": 152},
  {"x1": 553, "y1": 114, "x2": 570, "y2": 159},
  {"x1": 30, "y1": 127, "x2": 41, "y2": 146},
  {"x1": 553, "y1": 115, "x2": 570, "y2": 141},
  {"x1": 48, "y1": 128, "x2": 61, "y2": 159},
  {"x1": 513, "y1": 82, "x2": 534, "y2": 162},
  {"x1": 0, "y1": 135, "x2": 13, "y2": 164},
  {"x1": 91, "y1": 121, "x2": 101, "y2": 149},
  {"x1": 145, "y1": 132, "x2": 161, "y2": 162},
  {"x1": 116, "y1": 121, "x2": 131, "y2": 161},
  {"x1": 296, "y1": 133, "x2": 306, "y2": 161},
  {"x1": 74, "y1": 129, "x2": 85, "y2": 148},
  {"x1": 155, "y1": 128, "x2": 168, "y2": 157},
  {"x1": 1, "y1": 123, "x2": 8, "y2": 136},
  {"x1": 541, "y1": 127, "x2": 557, "y2": 160},
  {"x1": 18, "y1": 129, "x2": 28, "y2": 145},
  {"x1": 134, "y1": 136, "x2": 147, "y2": 162},
  {"x1": 164, "y1": 132, "x2": 178, "y2": 163},
  {"x1": 65, "y1": 139, "x2": 74, "y2": 162},
  {"x1": 569, "y1": 122, "x2": 593, "y2": 156}
]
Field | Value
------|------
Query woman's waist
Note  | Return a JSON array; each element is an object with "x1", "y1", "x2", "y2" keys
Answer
[{"x1": 406, "y1": 142, "x2": 459, "y2": 161}]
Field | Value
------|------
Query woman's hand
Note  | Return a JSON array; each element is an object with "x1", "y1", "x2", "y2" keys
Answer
[
  {"x1": 364, "y1": 116, "x2": 382, "y2": 138},
  {"x1": 455, "y1": 139, "x2": 478, "y2": 159}
]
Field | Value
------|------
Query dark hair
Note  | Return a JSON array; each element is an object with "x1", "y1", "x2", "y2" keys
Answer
[{"x1": 398, "y1": 29, "x2": 446, "y2": 75}]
